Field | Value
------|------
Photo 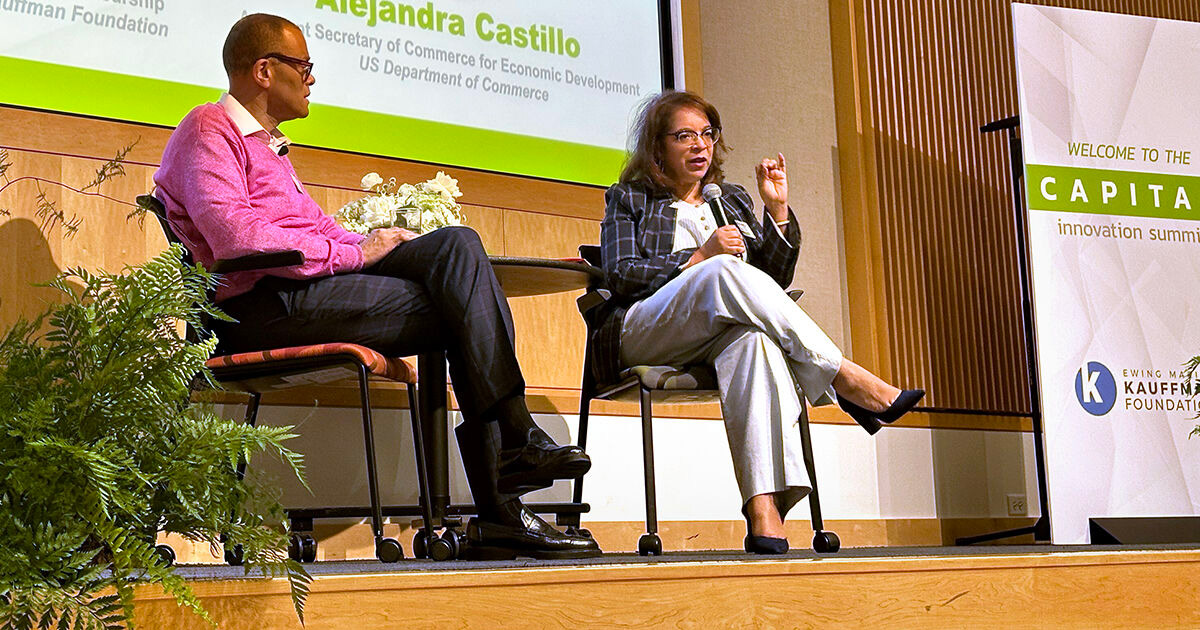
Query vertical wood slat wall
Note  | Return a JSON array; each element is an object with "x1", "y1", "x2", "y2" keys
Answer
[{"x1": 836, "y1": 0, "x2": 1200, "y2": 416}]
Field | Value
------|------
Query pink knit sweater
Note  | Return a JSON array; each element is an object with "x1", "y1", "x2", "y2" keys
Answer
[{"x1": 154, "y1": 103, "x2": 364, "y2": 302}]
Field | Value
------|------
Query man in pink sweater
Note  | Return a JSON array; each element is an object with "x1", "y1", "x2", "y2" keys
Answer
[{"x1": 154, "y1": 13, "x2": 599, "y2": 560}]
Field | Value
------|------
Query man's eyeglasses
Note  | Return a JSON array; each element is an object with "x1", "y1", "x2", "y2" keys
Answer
[
  {"x1": 261, "y1": 53, "x2": 314, "y2": 81},
  {"x1": 665, "y1": 127, "x2": 720, "y2": 146}
]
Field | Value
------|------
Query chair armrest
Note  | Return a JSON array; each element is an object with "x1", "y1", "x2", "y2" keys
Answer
[
  {"x1": 578, "y1": 244, "x2": 602, "y2": 267},
  {"x1": 211, "y1": 250, "x2": 306, "y2": 274},
  {"x1": 576, "y1": 289, "x2": 612, "y2": 317}
]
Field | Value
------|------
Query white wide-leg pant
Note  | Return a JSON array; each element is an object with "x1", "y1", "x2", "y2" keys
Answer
[{"x1": 620, "y1": 255, "x2": 843, "y2": 517}]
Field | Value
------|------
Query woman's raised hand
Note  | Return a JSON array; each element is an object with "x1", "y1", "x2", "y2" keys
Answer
[{"x1": 755, "y1": 152, "x2": 789, "y2": 221}]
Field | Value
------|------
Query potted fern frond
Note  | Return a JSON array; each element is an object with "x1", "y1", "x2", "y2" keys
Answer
[{"x1": 0, "y1": 148, "x2": 310, "y2": 629}]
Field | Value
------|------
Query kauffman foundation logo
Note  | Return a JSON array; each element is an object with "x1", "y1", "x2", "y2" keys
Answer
[
  {"x1": 1075, "y1": 361, "x2": 1116, "y2": 416},
  {"x1": 1074, "y1": 360, "x2": 1199, "y2": 416}
]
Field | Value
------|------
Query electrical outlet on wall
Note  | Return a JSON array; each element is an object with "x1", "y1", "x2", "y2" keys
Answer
[{"x1": 1006, "y1": 494, "x2": 1028, "y2": 516}]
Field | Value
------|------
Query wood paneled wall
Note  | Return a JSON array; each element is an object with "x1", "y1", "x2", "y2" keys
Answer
[
  {"x1": 0, "y1": 105, "x2": 604, "y2": 394},
  {"x1": 830, "y1": 0, "x2": 1200, "y2": 416}
]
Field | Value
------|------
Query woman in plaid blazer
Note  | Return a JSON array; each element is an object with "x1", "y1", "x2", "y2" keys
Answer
[{"x1": 596, "y1": 91, "x2": 924, "y2": 554}]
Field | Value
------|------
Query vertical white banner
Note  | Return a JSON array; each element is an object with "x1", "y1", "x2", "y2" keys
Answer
[{"x1": 1013, "y1": 5, "x2": 1200, "y2": 543}]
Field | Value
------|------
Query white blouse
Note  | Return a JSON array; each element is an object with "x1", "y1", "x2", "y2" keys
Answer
[{"x1": 670, "y1": 199, "x2": 719, "y2": 253}]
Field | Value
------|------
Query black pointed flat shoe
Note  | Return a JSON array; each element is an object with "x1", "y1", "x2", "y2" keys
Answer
[
  {"x1": 837, "y1": 396, "x2": 883, "y2": 435},
  {"x1": 744, "y1": 535, "x2": 789, "y2": 554},
  {"x1": 877, "y1": 389, "x2": 925, "y2": 424}
]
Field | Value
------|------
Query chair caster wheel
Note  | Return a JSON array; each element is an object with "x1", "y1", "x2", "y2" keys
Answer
[
  {"x1": 224, "y1": 543, "x2": 245, "y2": 566},
  {"x1": 429, "y1": 533, "x2": 459, "y2": 562},
  {"x1": 813, "y1": 530, "x2": 840, "y2": 553},
  {"x1": 443, "y1": 529, "x2": 465, "y2": 556},
  {"x1": 288, "y1": 535, "x2": 301, "y2": 561},
  {"x1": 566, "y1": 527, "x2": 593, "y2": 539},
  {"x1": 376, "y1": 537, "x2": 403, "y2": 563},
  {"x1": 289, "y1": 534, "x2": 318, "y2": 563},
  {"x1": 154, "y1": 544, "x2": 176, "y2": 567},
  {"x1": 637, "y1": 533, "x2": 662, "y2": 556},
  {"x1": 301, "y1": 535, "x2": 317, "y2": 563},
  {"x1": 413, "y1": 529, "x2": 430, "y2": 559}
]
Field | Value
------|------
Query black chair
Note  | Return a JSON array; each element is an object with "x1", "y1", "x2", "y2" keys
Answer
[
  {"x1": 570, "y1": 245, "x2": 840, "y2": 555},
  {"x1": 136, "y1": 195, "x2": 455, "y2": 563}
]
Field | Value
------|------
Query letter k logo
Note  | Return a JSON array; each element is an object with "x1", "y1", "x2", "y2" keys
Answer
[
  {"x1": 1076, "y1": 361, "x2": 1116, "y2": 416},
  {"x1": 1080, "y1": 365, "x2": 1103, "y2": 403}
]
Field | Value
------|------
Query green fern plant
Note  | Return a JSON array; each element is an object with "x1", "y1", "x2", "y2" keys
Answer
[{"x1": 0, "y1": 149, "x2": 311, "y2": 628}]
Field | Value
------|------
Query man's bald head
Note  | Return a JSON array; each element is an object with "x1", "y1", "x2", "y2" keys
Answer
[{"x1": 222, "y1": 13, "x2": 300, "y2": 77}]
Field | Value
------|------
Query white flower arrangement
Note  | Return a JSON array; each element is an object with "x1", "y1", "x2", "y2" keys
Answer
[{"x1": 335, "y1": 171, "x2": 464, "y2": 235}]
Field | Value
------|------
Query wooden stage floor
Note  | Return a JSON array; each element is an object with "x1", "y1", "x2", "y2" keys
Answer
[{"x1": 135, "y1": 544, "x2": 1200, "y2": 629}]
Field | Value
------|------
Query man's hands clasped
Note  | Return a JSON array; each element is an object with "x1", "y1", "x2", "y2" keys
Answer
[{"x1": 360, "y1": 227, "x2": 419, "y2": 266}]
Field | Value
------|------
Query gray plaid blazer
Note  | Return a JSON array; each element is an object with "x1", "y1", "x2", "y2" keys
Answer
[{"x1": 591, "y1": 180, "x2": 802, "y2": 384}]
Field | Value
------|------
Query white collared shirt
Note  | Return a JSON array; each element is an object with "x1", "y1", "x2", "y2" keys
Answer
[{"x1": 218, "y1": 92, "x2": 291, "y2": 156}]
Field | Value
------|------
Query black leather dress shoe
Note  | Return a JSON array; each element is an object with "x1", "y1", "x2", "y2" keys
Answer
[
  {"x1": 744, "y1": 535, "x2": 789, "y2": 555},
  {"x1": 498, "y1": 428, "x2": 591, "y2": 494},
  {"x1": 466, "y1": 505, "x2": 602, "y2": 560}
]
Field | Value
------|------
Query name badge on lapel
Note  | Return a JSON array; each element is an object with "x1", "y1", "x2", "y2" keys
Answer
[{"x1": 734, "y1": 219, "x2": 757, "y2": 241}]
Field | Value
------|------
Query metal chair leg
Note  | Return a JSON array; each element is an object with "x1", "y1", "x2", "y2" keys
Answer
[
  {"x1": 637, "y1": 386, "x2": 663, "y2": 555},
  {"x1": 357, "y1": 365, "x2": 403, "y2": 561},
  {"x1": 640, "y1": 386, "x2": 658, "y2": 535},
  {"x1": 571, "y1": 391, "x2": 592, "y2": 506},
  {"x1": 798, "y1": 404, "x2": 840, "y2": 553},
  {"x1": 407, "y1": 382, "x2": 448, "y2": 559},
  {"x1": 235, "y1": 393, "x2": 261, "y2": 482},
  {"x1": 357, "y1": 365, "x2": 384, "y2": 543},
  {"x1": 797, "y1": 404, "x2": 823, "y2": 531},
  {"x1": 225, "y1": 392, "x2": 262, "y2": 566},
  {"x1": 243, "y1": 392, "x2": 261, "y2": 427}
]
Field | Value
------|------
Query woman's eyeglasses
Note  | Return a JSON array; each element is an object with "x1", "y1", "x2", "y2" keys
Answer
[
  {"x1": 665, "y1": 127, "x2": 720, "y2": 146},
  {"x1": 261, "y1": 53, "x2": 314, "y2": 81}
]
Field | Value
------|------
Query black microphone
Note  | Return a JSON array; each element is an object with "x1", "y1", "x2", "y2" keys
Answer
[
  {"x1": 702, "y1": 183, "x2": 746, "y2": 259},
  {"x1": 701, "y1": 183, "x2": 730, "y2": 226}
]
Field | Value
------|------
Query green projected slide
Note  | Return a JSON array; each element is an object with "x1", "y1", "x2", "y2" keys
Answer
[{"x1": 0, "y1": 0, "x2": 665, "y2": 186}]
